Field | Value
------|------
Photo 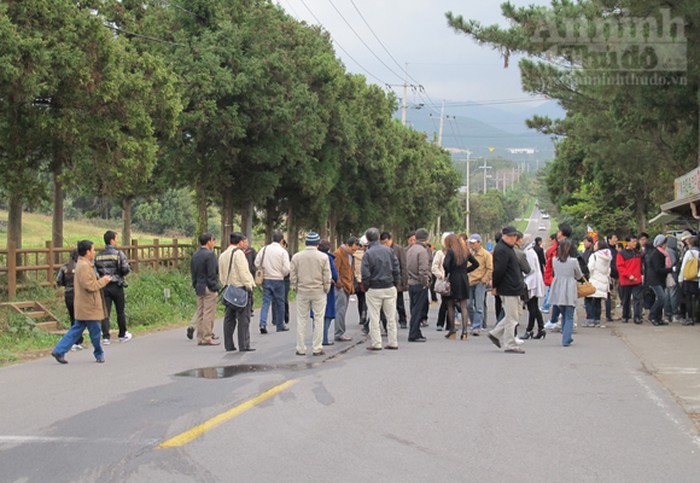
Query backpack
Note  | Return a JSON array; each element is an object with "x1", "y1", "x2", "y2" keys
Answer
[{"x1": 683, "y1": 250, "x2": 699, "y2": 281}]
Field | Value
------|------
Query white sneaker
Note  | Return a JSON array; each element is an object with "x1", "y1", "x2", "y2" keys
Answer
[
  {"x1": 515, "y1": 337, "x2": 525, "y2": 345},
  {"x1": 544, "y1": 321, "x2": 557, "y2": 330},
  {"x1": 102, "y1": 339, "x2": 110, "y2": 345},
  {"x1": 119, "y1": 331, "x2": 133, "y2": 343},
  {"x1": 71, "y1": 344, "x2": 83, "y2": 351}
]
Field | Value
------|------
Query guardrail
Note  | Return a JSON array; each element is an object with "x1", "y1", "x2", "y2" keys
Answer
[{"x1": 0, "y1": 239, "x2": 196, "y2": 298}]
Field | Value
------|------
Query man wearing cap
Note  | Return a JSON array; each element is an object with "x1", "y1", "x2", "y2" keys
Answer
[
  {"x1": 406, "y1": 228, "x2": 431, "y2": 342},
  {"x1": 468, "y1": 234, "x2": 493, "y2": 336},
  {"x1": 255, "y1": 231, "x2": 291, "y2": 334},
  {"x1": 488, "y1": 226, "x2": 526, "y2": 353},
  {"x1": 354, "y1": 236, "x2": 369, "y2": 332},
  {"x1": 333, "y1": 236, "x2": 360, "y2": 342},
  {"x1": 362, "y1": 228, "x2": 401, "y2": 350},
  {"x1": 291, "y1": 232, "x2": 332, "y2": 356}
]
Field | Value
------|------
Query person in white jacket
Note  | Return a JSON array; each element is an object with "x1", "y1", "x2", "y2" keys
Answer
[
  {"x1": 522, "y1": 240, "x2": 547, "y2": 339},
  {"x1": 431, "y1": 232, "x2": 452, "y2": 331},
  {"x1": 587, "y1": 240, "x2": 612, "y2": 327}
]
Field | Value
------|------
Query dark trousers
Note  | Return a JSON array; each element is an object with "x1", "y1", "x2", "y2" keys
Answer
[
  {"x1": 591, "y1": 297, "x2": 602, "y2": 321},
  {"x1": 356, "y1": 290, "x2": 368, "y2": 325},
  {"x1": 397, "y1": 291, "x2": 407, "y2": 326},
  {"x1": 64, "y1": 292, "x2": 83, "y2": 345},
  {"x1": 101, "y1": 283, "x2": 127, "y2": 339},
  {"x1": 649, "y1": 285, "x2": 666, "y2": 322},
  {"x1": 223, "y1": 298, "x2": 251, "y2": 351},
  {"x1": 620, "y1": 284, "x2": 643, "y2": 321},
  {"x1": 436, "y1": 297, "x2": 449, "y2": 328},
  {"x1": 525, "y1": 296, "x2": 544, "y2": 332},
  {"x1": 408, "y1": 284, "x2": 428, "y2": 340}
]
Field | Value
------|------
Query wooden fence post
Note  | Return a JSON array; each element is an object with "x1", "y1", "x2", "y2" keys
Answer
[
  {"x1": 46, "y1": 240, "x2": 55, "y2": 286},
  {"x1": 173, "y1": 239, "x2": 179, "y2": 269},
  {"x1": 132, "y1": 239, "x2": 139, "y2": 273},
  {"x1": 153, "y1": 238, "x2": 160, "y2": 270},
  {"x1": 8, "y1": 241, "x2": 16, "y2": 299}
]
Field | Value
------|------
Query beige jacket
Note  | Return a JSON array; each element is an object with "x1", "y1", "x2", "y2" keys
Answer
[
  {"x1": 219, "y1": 246, "x2": 255, "y2": 290},
  {"x1": 291, "y1": 247, "x2": 331, "y2": 295},
  {"x1": 74, "y1": 257, "x2": 110, "y2": 321},
  {"x1": 353, "y1": 249, "x2": 364, "y2": 283},
  {"x1": 432, "y1": 249, "x2": 446, "y2": 280},
  {"x1": 469, "y1": 246, "x2": 493, "y2": 285}
]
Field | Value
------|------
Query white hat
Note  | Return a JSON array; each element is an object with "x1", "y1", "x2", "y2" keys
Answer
[{"x1": 359, "y1": 235, "x2": 368, "y2": 246}]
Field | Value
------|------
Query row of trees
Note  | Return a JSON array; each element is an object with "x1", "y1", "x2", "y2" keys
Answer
[
  {"x1": 448, "y1": 0, "x2": 699, "y2": 235},
  {"x1": 1, "y1": 0, "x2": 459, "y2": 252}
]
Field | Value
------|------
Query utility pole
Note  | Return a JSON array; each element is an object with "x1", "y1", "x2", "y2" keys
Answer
[
  {"x1": 466, "y1": 151, "x2": 471, "y2": 234},
  {"x1": 478, "y1": 160, "x2": 491, "y2": 194},
  {"x1": 401, "y1": 63, "x2": 408, "y2": 126},
  {"x1": 437, "y1": 100, "x2": 445, "y2": 146}
]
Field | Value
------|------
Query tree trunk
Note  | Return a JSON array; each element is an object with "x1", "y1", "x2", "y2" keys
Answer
[
  {"x1": 8, "y1": 192, "x2": 23, "y2": 283},
  {"x1": 246, "y1": 201, "x2": 254, "y2": 242},
  {"x1": 8, "y1": 191, "x2": 22, "y2": 249},
  {"x1": 221, "y1": 190, "x2": 233, "y2": 248},
  {"x1": 122, "y1": 197, "x2": 133, "y2": 245},
  {"x1": 195, "y1": 183, "x2": 208, "y2": 241},
  {"x1": 320, "y1": 215, "x2": 328, "y2": 240},
  {"x1": 264, "y1": 199, "x2": 276, "y2": 244},
  {"x1": 635, "y1": 195, "x2": 647, "y2": 233},
  {"x1": 52, "y1": 170, "x2": 64, "y2": 249},
  {"x1": 287, "y1": 205, "x2": 297, "y2": 254}
]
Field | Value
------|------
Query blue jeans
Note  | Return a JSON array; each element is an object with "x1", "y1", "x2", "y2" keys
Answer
[
  {"x1": 468, "y1": 283, "x2": 486, "y2": 330},
  {"x1": 549, "y1": 304, "x2": 561, "y2": 324},
  {"x1": 260, "y1": 280, "x2": 286, "y2": 330},
  {"x1": 584, "y1": 297, "x2": 594, "y2": 320},
  {"x1": 541, "y1": 286, "x2": 552, "y2": 311},
  {"x1": 650, "y1": 285, "x2": 666, "y2": 322},
  {"x1": 53, "y1": 320, "x2": 103, "y2": 359},
  {"x1": 558, "y1": 305, "x2": 575, "y2": 346}
]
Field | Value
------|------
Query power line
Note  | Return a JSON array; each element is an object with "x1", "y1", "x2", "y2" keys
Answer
[
  {"x1": 296, "y1": 0, "x2": 391, "y2": 86},
  {"x1": 325, "y1": 0, "x2": 403, "y2": 82},
  {"x1": 104, "y1": 23, "x2": 183, "y2": 46},
  {"x1": 348, "y1": 0, "x2": 403, "y2": 72}
]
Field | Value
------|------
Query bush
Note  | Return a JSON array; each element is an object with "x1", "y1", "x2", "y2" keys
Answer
[{"x1": 124, "y1": 266, "x2": 197, "y2": 328}]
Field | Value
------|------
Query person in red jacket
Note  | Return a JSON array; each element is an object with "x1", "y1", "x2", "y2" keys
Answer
[
  {"x1": 617, "y1": 235, "x2": 644, "y2": 324},
  {"x1": 540, "y1": 234, "x2": 558, "y2": 313}
]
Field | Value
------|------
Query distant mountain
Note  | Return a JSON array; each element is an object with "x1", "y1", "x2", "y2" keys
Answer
[{"x1": 396, "y1": 99, "x2": 565, "y2": 165}]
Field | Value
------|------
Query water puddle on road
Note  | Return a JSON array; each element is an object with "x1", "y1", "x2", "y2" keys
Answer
[{"x1": 175, "y1": 339, "x2": 363, "y2": 379}]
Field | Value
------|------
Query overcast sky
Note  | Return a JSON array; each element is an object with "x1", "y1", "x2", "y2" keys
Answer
[{"x1": 278, "y1": 0, "x2": 551, "y2": 111}]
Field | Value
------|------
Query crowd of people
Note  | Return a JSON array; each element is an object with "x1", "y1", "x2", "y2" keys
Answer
[{"x1": 50, "y1": 222, "x2": 699, "y2": 364}]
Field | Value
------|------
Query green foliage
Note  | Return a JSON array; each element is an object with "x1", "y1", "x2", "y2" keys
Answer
[
  {"x1": 123, "y1": 267, "x2": 196, "y2": 328},
  {"x1": 447, "y1": 1, "x2": 699, "y2": 233},
  {"x1": 132, "y1": 189, "x2": 197, "y2": 236}
]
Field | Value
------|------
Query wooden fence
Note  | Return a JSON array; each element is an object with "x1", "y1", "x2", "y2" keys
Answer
[{"x1": 0, "y1": 239, "x2": 196, "y2": 298}]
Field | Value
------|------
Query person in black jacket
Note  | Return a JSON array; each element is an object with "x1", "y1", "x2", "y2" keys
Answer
[
  {"x1": 56, "y1": 249, "x2": 83, "y2": 349},
  {"x1": 647, "y1": 235, "x2": 672, "y2": 326},
  {"x1": 488, "y1": 226, "x2": 527, "y2": 354},
  {"x1": 190, "y1": 233, "x2": 221, "y2": 345},
  {"x1": 94, "y1": 230, "x2": 132, "y2": 344}
]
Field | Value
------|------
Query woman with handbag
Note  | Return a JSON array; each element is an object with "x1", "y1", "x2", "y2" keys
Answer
[
  {"x1": 586, "y1": 239, "x2": 612, "y2": 328},
  {"x1": 431, "y1": 232, "x2": 452, "y2": 331},
  {"x1": 548, "y1": 239, "x2": 583, "y2": 347},
  {"x1": 522, "y1": 240, "x2": 546, "y2": 340},
  {"x1": 442, "y1": 234, "x2": 479, "y2": 340}
]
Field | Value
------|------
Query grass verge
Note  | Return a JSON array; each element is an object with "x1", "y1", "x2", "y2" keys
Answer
[{"x1": 0, "y1": 267, "x2": 272, "y2": 366}]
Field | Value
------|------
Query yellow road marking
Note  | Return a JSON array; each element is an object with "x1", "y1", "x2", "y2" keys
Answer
[{"x1": 158, "y1": 379, "x2": 298, "y2": 448}]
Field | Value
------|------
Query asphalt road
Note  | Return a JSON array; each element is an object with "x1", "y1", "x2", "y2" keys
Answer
[{"x1": 1, "y1": 293, "x2": 699, "y2": 482}]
